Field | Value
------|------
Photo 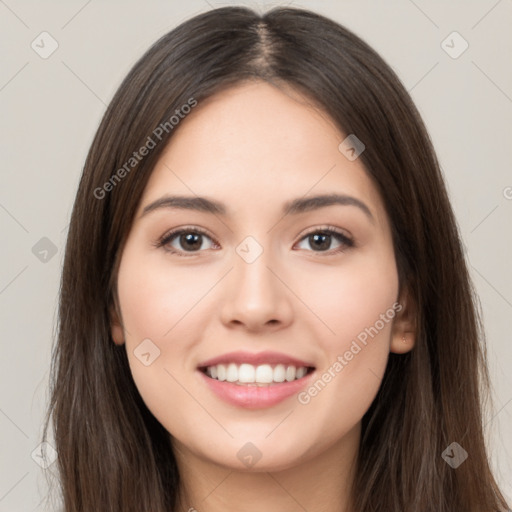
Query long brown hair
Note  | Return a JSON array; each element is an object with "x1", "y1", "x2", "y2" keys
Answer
[{"x1": 42, "y1": 6, "x2": 510, "y2": 511}]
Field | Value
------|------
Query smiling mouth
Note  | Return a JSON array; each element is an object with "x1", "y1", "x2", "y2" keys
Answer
[{"x1": 199, "y1": 363, "x2": 316, "y2": 386}]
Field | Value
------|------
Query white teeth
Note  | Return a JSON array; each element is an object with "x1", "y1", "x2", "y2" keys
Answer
[
  {"x1": 226, "y1": 363, "x2": 238, "y2": 382},
  {"x1": 273, "y1": 364, "x2": 286, "y2": 383},
  {"x1": 285, "y1": 365, "x2": 296, "y2": 382},
  {"x1": 204, "y1": 363, "x2": 311, "y2": 384},
  {"x1": 238, "y1": 363, "x2": 255, "y2": 383},
  {"x1": 296, "y1": 367, "x2": 307, "y2": 379},
  {"x1": 217, "y1": 364, "x2": 226, "y2": 381},
  {"x1": 255, "y1": 364, "x2": 273, "y2": 383}
]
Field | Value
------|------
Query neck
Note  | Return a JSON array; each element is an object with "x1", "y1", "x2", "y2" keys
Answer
[{"x1": 173, "y1": 423, "x2": 360, "y2": 512}]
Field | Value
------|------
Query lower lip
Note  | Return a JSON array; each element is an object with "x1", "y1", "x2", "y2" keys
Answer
[{"x1": 198, "y1": 369, "x2": 315, "y2": 409}]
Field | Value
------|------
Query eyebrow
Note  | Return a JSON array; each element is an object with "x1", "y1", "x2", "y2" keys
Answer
[{"x1": 140, "y1": 193, "x2": 375, "y2": 223}]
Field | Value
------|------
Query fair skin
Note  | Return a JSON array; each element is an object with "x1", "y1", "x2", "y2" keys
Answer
[{"x1": 110, "y1": 80, "x2": 416, "y2": 512}]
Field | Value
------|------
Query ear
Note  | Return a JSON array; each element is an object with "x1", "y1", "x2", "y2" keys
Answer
[
  {"x1": 390, "y1": 284, "x2": 417, "y2": 354},
  {"x1": 109, "y1": 297, "x2": 125, "y2": 346}
]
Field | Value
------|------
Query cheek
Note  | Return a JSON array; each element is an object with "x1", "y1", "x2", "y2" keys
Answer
[
  {"x1": 115, "y1": 245, "x2": 238, "y2": 430},
  {"x1": 293, "y1": 249, "x2": 398, "y2": 436},
  {"x1": 115, "y1": 249, "x2": 209, "y2": 412},
  {"x1": 298, "y1": 248, "x2": 399, "y2": 349},
  {"x1": 117, "y1": 249, "x2": 216, "y2": 342}
]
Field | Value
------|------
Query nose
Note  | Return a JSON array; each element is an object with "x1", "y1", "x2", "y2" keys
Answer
[{"x1": 219, "y1": 246, "x2": 294, "y2": 333}]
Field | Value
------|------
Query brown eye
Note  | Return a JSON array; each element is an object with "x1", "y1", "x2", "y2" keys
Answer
[
  {"x1": 157, "y1": 227, "x2": 217, "y2": 256},
  {"x1": 173, "y1": 232, "x2": 205, "y2": 251},
  {"x1": 295, "y1": 228, "x2": 354, "y2": 254}
]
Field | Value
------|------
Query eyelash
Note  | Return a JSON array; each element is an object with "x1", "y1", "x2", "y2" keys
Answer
[{"x1": 154, "y1": 225, "x2": 355, "y2": 257}]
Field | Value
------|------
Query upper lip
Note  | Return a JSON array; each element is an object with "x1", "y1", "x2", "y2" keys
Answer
[{"x1": 197, "y1": 351, "x2": 315, "y2": 369}]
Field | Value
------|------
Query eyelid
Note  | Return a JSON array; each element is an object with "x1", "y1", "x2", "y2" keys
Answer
[
  {"x1": 153, "y1": 225, "x2": 219, "y2": 256},
  {"x1": 293, "y1": 224, "x2": 355, "y2": 254},
  {"x1": 297, "y1": 224, "x2": 353, "y2": 242}
]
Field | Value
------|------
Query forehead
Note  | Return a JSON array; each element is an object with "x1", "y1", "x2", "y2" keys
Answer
[{"x1": 138, "y1": 81, "x2": 389, "y2": 231}]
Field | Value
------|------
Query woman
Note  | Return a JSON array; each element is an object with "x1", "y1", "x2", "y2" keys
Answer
[{"x1": 42, "y1": 5, "x2": 511, "y2": 511}]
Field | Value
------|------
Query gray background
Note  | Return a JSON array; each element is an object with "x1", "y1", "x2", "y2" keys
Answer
[{"x1": 0, "y1": 0, "x2": 511, "y2": 509}]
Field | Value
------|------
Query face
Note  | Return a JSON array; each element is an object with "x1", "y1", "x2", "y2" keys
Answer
[{"x1": 110, "y1": 80, "x2": 414, "y2": 472}]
